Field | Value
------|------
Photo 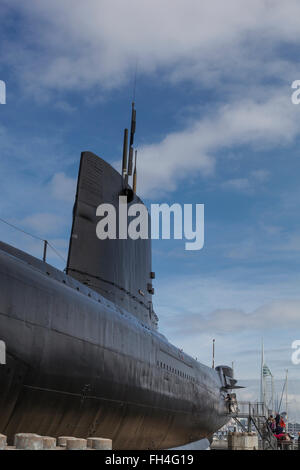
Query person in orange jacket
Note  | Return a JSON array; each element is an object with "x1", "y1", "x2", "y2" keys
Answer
[{"x1": 280, "y1": 417, "x2": 286, "y2": 429}]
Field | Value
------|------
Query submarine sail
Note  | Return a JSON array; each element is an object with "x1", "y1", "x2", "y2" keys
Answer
[{"x1": 66, "y1": 151, "x2": 156, "y2": 329}]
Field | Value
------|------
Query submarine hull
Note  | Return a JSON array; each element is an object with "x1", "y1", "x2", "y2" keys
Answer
[{"x1": 0, "y1": 244, "x2": 228, "y2": 449}]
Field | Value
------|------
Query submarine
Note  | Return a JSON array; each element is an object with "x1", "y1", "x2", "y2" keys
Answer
[{"x1": 0, "y1": 103, "x2": 241, "y2": 449}]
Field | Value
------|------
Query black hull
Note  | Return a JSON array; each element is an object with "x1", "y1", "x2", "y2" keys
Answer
[
  {"x1": 1, "y1": 356, "x2": 221, "y2": 449},
  {"x1": 0, "y1": 244, "x2": 229, "y2": 449}
]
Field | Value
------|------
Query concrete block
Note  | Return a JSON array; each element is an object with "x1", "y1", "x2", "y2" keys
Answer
[
  {"x1": 0, "y1": 434, "x2": 7, "y2": 450},
  {"x1": 66, "y1": 438, "x2": 87, "y2": 450},
  {"x1": 87, "y1": 437, "x2": 112, "y2": 450},
  {"x1": 57, "y1": 436, "x2": 76, "y2": 447},
  {"x1": 14, "y1": 433, "x2": 43, "y2": 450},
  {"x1": 42, "y1": 436, "x2": 57, "y2": 450},
  {"x1": 228, "y1": 432, "x2": 258, "y2": 450}
]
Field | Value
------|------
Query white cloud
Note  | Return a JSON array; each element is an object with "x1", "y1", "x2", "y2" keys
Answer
[
  {"x1": 221, "y1": 169, "x2": 270, "y2": 193},
  {"x1": 50, "y1": 172, "x2": 76, "y2": 203},
  {"x1": 251, "y1": 169, "x2": 270, "y2": 183},
  {"x1": 225, "y1": 239, "x2": 257, "y2": 260},
  {"x1": 54, "y1": 101, "x2": 76, "y2": 113},
  {"x1": 155, "y1": 270, "x2": 300, "y2": 335},
  {"x1": 222, "y1": 178, "x2": 251, "y2": 191},
  {"x1": 21, "y1": 213, "x2": 67, "y2": 237},
  {"x1": 197, "y1": 300, "x2": 300, "y2": 334},
  {"x1": 2, "y1": 1, "x2": 300, "y2": 198},
  {"x1": 166, "y1": 300, "x2": 300, "y2": 336},
  {"x1": 4, "y1": 0, "x2": 300, "y2": 92},
  {"x1": 0, "y1": 125, "x2": 76, "y2": 267},
  {"x1": 138, "y1": 95, "x2": 298, "y2": 197}
]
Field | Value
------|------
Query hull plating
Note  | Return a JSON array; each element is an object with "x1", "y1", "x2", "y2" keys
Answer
[{"x1": 0, "y1": 247, "x2": 228, "y2": 449}]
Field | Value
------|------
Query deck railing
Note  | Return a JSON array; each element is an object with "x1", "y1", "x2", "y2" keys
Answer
[{"x1": 236, "y1": 401, "x2": 269, "y2": 418}]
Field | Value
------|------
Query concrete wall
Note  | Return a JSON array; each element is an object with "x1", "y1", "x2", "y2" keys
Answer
[{"x1": 228, "y1": 432, "x2": 258, "y2": 450}]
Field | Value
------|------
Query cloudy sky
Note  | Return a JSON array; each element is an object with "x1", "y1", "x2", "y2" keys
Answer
[{"x1": 0, "y1": 1, "x2": 300, "y2": 420}]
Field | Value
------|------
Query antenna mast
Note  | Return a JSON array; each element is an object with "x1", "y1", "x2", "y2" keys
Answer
[
  {"x1": 133, "y1": 150, "x2": 137, "y2": 194},
  {"x1": 121, "y1": 64, "x2": 138, "y2": 192},
  {"x1": 122, "y1": 128, "x2": 128, "y2": 181},
  {"x1": 127, "y1": 102, "x2": 136, "y2": 178}
]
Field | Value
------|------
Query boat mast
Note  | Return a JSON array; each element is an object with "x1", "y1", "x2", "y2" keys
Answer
[
  {"x1": 285, "y1": 369, "x2": 288, "y2": 428},
  {"x1": 260, "y1": 338, "x2": 265, "y2": 406}
]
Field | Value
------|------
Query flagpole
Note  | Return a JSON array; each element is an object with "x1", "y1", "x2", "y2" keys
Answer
[
  {"x1": 260, "y1": 338, "x2": 264, "y2": 405},
  {"x1": 286, "y1": 369, "x2": 288, "y2": 428},
  {"x1": 271, "y1": 375, "x2": 274, "y2": 415}
]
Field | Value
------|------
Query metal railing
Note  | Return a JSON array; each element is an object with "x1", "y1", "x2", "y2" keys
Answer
[
  {"x1": 0, "y1": 217, "x2": 66, "y2": 264},
  {"x1": 237, "y1": 401, "x2": 269, "y2": 418},
  {"x1": 234, "y1": 401, "x2": 277, "y2": 450}
]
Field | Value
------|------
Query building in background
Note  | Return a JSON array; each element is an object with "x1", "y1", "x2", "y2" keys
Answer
[{"x1": 288, "y1": 423, "x2": 300, "y2": 435}]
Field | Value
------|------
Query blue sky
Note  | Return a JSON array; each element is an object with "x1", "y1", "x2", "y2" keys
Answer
[{"x1": 0, "y1": 1, "x2": 300, "y2": 420}]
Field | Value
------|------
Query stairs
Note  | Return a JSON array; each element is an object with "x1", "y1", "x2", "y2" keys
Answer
[{"x1": 233, "y1": 402, "x2": 278, "y2": 450}]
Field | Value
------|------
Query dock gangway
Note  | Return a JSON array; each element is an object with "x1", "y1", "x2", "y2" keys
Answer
[{"x1": 233, "y1": 401, "x2": 278, "y2": 450}]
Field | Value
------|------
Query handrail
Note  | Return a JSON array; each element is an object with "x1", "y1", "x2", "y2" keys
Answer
[
  {"x1": 0, "y1": 217, "x2": 66, "y2": 264},
  {"x1": 234, "y1": 401, "x2": 278, "y2": 449}
]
